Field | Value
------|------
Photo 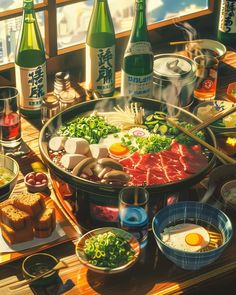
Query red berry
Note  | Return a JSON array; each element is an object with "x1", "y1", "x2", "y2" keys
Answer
[
  {"x1": 35, "y1": 172, "x2": 47, "y2": 182},
  {"x1": 27, "y1": 179, "x2": 36, "y2": 185},
  {"x1": 26, "y1": 172, "x2": 36, "y2": 181},
  {"x1": 41, "y1": 179, "x2": 47, "y2": 184},
  {"x1": 36, "y1": 181, "x2": 41, "y2": 185}
]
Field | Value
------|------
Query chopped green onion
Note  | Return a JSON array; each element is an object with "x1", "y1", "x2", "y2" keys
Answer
[{"x1": 83, "y1": 231, "x2": 135, "y2": 268}]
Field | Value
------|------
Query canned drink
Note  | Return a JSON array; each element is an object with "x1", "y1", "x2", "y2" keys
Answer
[{"x1": 153, "y1": 54, "x2": 196, "y2": 107}]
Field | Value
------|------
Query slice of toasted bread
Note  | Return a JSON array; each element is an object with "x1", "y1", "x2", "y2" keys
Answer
[
  {"x1": 0, "y1": 204, "x2": 31, "y2": 230},
  {"x1": 34, "y1": 207, "x2": 56, "y2": 231},
  {"x1": 0, "y1": 198, "x2": 14, "y2": 209},
  {"x1": 1, "y1": 222, "x2": 34, "y2": 244},
  {"x1": 13, "y1": 192, "x2": 45, "y2": 217},
  {"x1": 34, "y1": 226, "x2": 55, "y2": 239}
]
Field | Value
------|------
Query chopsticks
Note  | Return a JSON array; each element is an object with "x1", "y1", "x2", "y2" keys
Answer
[
  {"x1": 190, "y1": 104, "x2": 236, "y2": 132},
  {"x1": 169, "y1": 40, "x2": 204, "y2": 45},
  {"x1": 165, "y1": 116, "x2": 236, "y2": 164}
]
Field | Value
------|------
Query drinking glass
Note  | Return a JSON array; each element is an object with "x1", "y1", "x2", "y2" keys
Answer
[
  {"x1": 0, "y1": 87, "x2": 22, "y2": 148},
  {"x1": 193, "y1": 55, "x2": 219, "y2": 101},
  {"x1": 119, "y1": 186, "x2": 149, "y2": 248}
]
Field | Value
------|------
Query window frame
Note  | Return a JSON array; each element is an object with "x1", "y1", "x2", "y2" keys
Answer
[{"x1": 0, "y1": 0, "x2": 215, "y2": 73}]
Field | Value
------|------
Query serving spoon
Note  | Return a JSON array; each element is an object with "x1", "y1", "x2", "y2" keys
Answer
[{"x1": 9, "y1": 260, "x2": 68, "y2": 290}]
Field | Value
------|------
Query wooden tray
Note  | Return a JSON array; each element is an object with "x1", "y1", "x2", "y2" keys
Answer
[{"x1": 0, "y1": 188, "x2": 79, "y2": 266}]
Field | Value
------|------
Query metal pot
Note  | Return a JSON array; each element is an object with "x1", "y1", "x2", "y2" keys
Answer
[
  {"x1": 153, "y1": 54, "x2": 196, "y2": 107},
  {"x1": 39, "y1": 96, "x2": 216, "y2": 231}
]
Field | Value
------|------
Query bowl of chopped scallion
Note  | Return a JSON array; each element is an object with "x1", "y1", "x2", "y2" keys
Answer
[{"x1": 75, "y1": 227, "x2": 140, "y2": 274}]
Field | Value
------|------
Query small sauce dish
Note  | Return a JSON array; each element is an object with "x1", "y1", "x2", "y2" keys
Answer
[
  {"x1": 221, "y1": 180, "x2": 236, "y2": 210},
  {"x1": 24, "y1": 171, "x2": 48, "y2": 192},
  {"x1": 22, "y1": 253, "x2": 59, "y2": 286}
]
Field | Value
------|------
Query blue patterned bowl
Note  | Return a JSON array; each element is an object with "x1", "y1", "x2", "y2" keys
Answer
[{"x1": 152, "y1": 201, "x2": 233, "y2": 270}]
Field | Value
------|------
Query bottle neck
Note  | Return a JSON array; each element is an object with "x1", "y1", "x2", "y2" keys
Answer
[
  {"x1": 130, "y1": 0, "x2": 148, "y2": 42},
  {"x1": 23, "y1": 0, "x2": 35, "y2": 12},
  {"x1": 23, "y1": 0, "x2": 36, "y2": 23},
  {"x1": 93, "y1": 0, "x2": 109, "y2": 12}
]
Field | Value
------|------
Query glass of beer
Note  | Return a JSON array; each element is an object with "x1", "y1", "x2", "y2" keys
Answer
[
  {"x1": 193, "y1": 55, "x2": 219, "y2": 101},
  {"x1": 118, "y1": 186, "x2": 149, "y2": 249}
]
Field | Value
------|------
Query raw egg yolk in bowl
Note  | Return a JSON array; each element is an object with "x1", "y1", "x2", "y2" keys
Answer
[{"x1": 185, "y1": 233, "x2": 203, "y2": 246}]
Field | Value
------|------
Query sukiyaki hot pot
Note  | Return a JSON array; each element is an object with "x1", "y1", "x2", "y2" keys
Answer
[{"x1": 39, "y1": 96, "x2": 217, "y2": 231}]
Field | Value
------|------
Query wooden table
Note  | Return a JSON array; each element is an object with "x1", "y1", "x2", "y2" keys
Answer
[{"x1": 1, "y1": 49, "x2": 236, "y2": 295}]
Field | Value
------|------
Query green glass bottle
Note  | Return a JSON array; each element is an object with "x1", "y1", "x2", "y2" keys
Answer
[
  {"x1": 15, "y1": 0, "x2": 47, "y2": 119},
  {"x1": 217, "y1": 0, "x2": 236, "y2": 46},
  {"x1": 121, "y1": 0, "x2": 153, "y2": 98},
  {"x1": 86, "y1": 0, "x2": 115, "y2": 97}
]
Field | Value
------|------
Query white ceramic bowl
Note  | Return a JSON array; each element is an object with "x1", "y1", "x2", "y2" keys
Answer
[
  {"x1": 221, "y1": 180, "x2": 236, "y2": 210},
  {"x1": 0, "y1": 154, "x2": 19, "y2": 200},
  {"x1": 193, "y1": 100, "x2": 236, "y2": 134}
]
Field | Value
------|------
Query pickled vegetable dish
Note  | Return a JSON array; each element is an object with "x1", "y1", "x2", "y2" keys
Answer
[{"x1": 0, "y1": 167, "x2": 15, "y2": 187}]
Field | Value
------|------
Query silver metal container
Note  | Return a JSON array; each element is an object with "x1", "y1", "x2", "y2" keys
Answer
[{"x1": 153, "y1": 54, "x2": 196, "y2": 107}]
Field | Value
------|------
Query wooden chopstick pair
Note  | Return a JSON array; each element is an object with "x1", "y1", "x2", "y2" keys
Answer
[
  {"x1": 169, "y1": 40, "x2": 204, "y2": 45},
  {"x1": 165, "y1": 116, "x2": 236, "y2": 164}
]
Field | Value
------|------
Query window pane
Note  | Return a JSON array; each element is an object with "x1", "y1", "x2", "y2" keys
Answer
[
  {"x1": 57, "y1": 0, "x2": 208, "y2": 49},
  {"x1": 0, "y1": 11, "x2": 45, "y2": 65},
  {"x1": 57, "y1": 2, "x2": 92, "y2": 49},
  {"x1": 0, "y1": 0, "x2": 43, "y2": 11}
]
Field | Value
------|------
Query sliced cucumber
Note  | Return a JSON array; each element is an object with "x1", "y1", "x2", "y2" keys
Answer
[{"x1": 159, "y1": 124, "x2": 168, "y2": 135}]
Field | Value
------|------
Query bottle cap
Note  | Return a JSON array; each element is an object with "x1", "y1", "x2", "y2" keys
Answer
[
  {"x1": 59, "y1": 89, "x2": 76, "y2": 104},
  {"x1": 54, "y1": 72, "x2": 71, "y2": 94},
  {"x1": 43, "y1": 94, "x2": 59, "y2": 107}
]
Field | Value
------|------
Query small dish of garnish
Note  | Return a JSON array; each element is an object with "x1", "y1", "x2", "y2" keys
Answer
[
  {"x1": 24, "y1": 172, "x2": 48, "y2": 193},
  {"x1": 75, "y1": 227, "x2": 140, "y2": 274},
  {"x1": 193, "y1": 100, "x2": 236, "y2": 133},
  {"x1": 0, "y1": 155, "x2": 19, "y2": 201}
]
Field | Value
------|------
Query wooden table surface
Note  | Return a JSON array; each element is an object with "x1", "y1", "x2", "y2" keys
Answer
[{"x1": 1, "y1": 48, "x2": 236, "y2": 295}]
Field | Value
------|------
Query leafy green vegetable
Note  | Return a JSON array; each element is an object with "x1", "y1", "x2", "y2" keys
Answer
[
  {"x1": 175, "y1": 122, "x2": 206, "y2": 146},
  {"x1": 121, "y1": 133, "x2": 172, "y2": 154},
  {"x1": 57, "y1": 115, "x2": 119, "y2": 144},
  {"x1": 136, "y1": 134, "x2": 172, "y2": 153},
  {"x1": 84, "y1": 231, "x2": 135, "y2": 268}
]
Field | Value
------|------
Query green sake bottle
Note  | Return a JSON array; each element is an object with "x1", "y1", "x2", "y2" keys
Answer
[
  {"x1": 15, "y1": 0, "x2": 47, "y2": 119},
  {"x1": 121, "y1": 0, "x2": 153, "y2": 98},
  {"x1": 86, "y1": 0, "x2": 115, "y2": 97},
  {"x1": 217, "y1": 0, "x2": 236, "y2": 47}
]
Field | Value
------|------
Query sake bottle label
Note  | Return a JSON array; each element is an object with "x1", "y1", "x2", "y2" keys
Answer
[
  {"x1": 86, "y1": 45, "x2": 115, "y2": 95},
  {"x1": 15, "y1": 62, "x2": 47, "y2": 110},
  {"x1": 121, "y1": 71, "x2": 153, "y2": 98},
  {"x1": 125, "y1": 42, "x2": 153, "y2": 57},
  {"x1": 219, "y1": 0, "x2": 236, "y2": 33}
]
